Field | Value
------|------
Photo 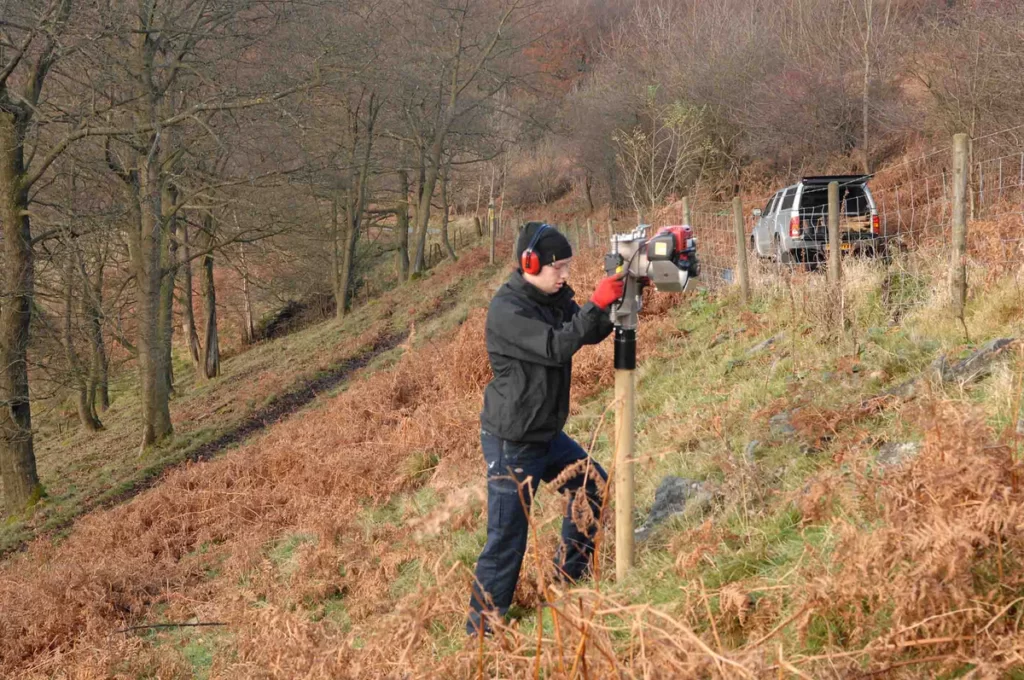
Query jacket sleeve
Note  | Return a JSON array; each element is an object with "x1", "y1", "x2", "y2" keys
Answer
[
  {"x1": 569, "y1": 299, "x2": 614, "y2": 346},
  {"x1": 488, "y1": 296, "x2": 610, "y2": 367}
]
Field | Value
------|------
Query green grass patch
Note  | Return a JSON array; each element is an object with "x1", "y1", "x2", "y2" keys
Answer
[
  {"x1": 268, "y1": 532, "x2": 317, "y2": 576},
  {"x1": 390, "y1": 559, "x2": 434, "y2": 599},
  {"x1": 145, "y1": 624, "x2": 231, "y2": 680}
]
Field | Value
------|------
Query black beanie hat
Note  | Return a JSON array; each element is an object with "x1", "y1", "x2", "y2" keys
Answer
[{"x1": 516, "y1": 222, "x2": 573, "y2": 270}]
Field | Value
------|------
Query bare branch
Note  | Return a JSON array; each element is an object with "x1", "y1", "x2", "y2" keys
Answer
[{"x1": 23, "y1": 76, "x2": 319, "y2": 190}]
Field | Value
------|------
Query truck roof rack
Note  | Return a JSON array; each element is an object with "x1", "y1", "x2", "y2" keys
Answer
[{"x1": 800, "y1": 174, "x2": 873, "y2": 186}]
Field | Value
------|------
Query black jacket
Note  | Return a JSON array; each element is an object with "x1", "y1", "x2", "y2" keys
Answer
[{"x1": 480, "y1": 271, "x2": 614, "y2": 443}]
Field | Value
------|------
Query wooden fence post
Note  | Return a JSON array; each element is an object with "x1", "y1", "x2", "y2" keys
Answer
[
  {"x1": 488, "y1": 200, "x2": 496, "y2": 265},
  {"x1": 732, "y1": 196, "x2": 750, "y2": 303},
  {"x1": 951, "y1": 133, "x2": 969, "y2": 318},
  {"x1": 827, "y1": 181, "x2": 842, "y2": 285},
  {"x1": 682, "y1": 195, "x2": 692, "y2": 226}
]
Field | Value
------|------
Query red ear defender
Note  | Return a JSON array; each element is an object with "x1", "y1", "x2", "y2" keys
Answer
[
  {"x1": 521, "y1": 249, "x2": 542, "y2": 275},
  {"x1": 519, "y1": 223, "x2": 550, "y2": 275}
]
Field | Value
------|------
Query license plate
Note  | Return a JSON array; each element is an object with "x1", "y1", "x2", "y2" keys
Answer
[{"x1": 827, "y1": 243, "x2": 853, "y2": 252}]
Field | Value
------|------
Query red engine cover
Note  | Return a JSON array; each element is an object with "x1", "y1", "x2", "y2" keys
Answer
[{"x1": 655, "y1": 225, "x2": 694, "y2": 255}]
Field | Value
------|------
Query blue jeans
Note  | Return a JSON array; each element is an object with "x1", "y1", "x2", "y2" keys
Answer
[{"x1": 466, "y1": 429, "x2": 607, "y2": 635}]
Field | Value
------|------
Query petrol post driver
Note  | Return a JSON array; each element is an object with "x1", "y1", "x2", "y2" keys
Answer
[{"x1": 603, "y1": 224, "x2": 700, "y2": 580}]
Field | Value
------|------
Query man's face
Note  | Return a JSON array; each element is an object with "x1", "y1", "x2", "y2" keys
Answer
[{"x1": 525, "y1": 257, "x2": 572, "y2": 294}]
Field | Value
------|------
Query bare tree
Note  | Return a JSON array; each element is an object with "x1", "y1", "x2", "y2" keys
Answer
[
  {"x1": 98, "y1": 0, "x2": 314, "y2": 448},
  {"x1": 335, "y1": 93, "x2": 381, "y2": 318},
  {"x1": 613, "y1": 97, "x2": 707, "y2": 220},
  {"x1": 60, "y1": 239, "x2": 103, "y2": 431},
  {"x1": 391, "y1": 0, "x2": 530, "y2": 274},
  {"x1": 0, "y1": 0, "x2": 74, "y2": 513}
]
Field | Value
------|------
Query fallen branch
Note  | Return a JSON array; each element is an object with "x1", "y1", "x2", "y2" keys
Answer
[{"x1": 113, "y1": 621, "x2": 227, "y2": 635}]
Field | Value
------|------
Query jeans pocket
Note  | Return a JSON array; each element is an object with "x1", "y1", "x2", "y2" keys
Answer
[{"x1": 502, "y1": 440, "x2": 543, "y2": 465}]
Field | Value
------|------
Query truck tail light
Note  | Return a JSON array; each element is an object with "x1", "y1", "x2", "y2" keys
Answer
[
  {"x1": 872, "y1": 214, "x2": 881, "y2": 235},
  {"x1": 790, "y1": 215, "x2": 801, "y2": 238}
]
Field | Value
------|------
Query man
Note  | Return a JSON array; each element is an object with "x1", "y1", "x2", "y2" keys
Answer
[{"x1": 466, "y1": 221, "x2": 625, "y2": 636}]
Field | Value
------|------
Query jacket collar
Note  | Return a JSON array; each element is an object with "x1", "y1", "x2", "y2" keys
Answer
[{"x1": 508, "y1": 270, "x2": 575, "y2": 308}]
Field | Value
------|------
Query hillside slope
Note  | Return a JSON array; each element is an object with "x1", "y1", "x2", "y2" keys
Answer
[
  {"x1": 3, "y1": 232, "x2": 1024, "y2": 678},
  {"x1": 0, "y1": 228, "x2": 501, "y2": 555}
]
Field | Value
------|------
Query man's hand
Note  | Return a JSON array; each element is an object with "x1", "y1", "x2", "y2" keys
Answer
[{"x1": 591, "y1": 275, "x2": 625, "y2": 310}]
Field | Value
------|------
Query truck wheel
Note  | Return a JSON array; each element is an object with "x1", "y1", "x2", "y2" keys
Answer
[{"x1": 773, "y1": 236, "x2": 794, "y2": 266}]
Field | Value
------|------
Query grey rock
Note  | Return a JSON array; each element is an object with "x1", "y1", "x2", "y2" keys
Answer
[
  {"x1": 877, "y1": 441, "x2": 921, "y2": 467},
  {"x1": 685, "y1": 487, "x2": 716, "y2": 518},
  {"x1": 886, "y1": 338, "x2": 1016, "y2": 399},
  {"x1": 770, "y1": 411, "x2": 798, "y2": 438},
  {"x1": 937, "y1": 338, "x2": 1016, "y2": 383},
  {"x1": 635, "y1": 476, "x2": 708, "y2": 542},
  {"x1": 747, "y1": 333, "x2": 784, "y2": 357},
  {"x1": 724, "y1": 358, "x2": 744, "y2": 374},
  {"x1": 744, "y1": 440, "x2": 761, "y2": 464},
  {"x1": 709, "y1": 327, "x2": 746, "y2": 349}
]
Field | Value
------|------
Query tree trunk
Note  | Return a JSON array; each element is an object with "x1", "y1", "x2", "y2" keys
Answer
[
  {"x1": 584, "y1": 170, "x2": 595, "y2": 214},
  {"x1": 339, "y1": 190, "x2": 357, "y2": 316},
  {"x1": 86, "y1": 253, "x2": 110, "y2": 411},
  {"x1": 201, "y1": 213, "x2": 220, "y2": 379},
  {"x1": 179, "y1": 223, "x2": 201, "y2": 370},
  {"x1": 129, "y1": 147, "x2": 174, "y2": 450},
  {"x1": 74, "y1": 247, "x2": 110, "y2": 412},
  {"x1": 160, "y1": 184, "x2": 179, "y2": 398},
  {"x1": 860, "y1": 0, "x2": 874, "y2": 175},
  {"x1": 497, "y1": 153, "x2": 509, "y2": 242},
  {"x1": 607, "y1": 164, "x2": 620, "y2": 208},
  {"x1": 440, "y1": 159, "x2": 457, "y2": 261},
  {"x1": 475, "y1": 177, "x2": 482, "y2": 220},
  {"x1": 396, "y1": 168, "x2": 411, "y2": 281},
  {"x1": 338, "y1": 99, "x2": 376, "y2": 314},
  {"x1": 84, "y1": 294, "x2": 108, "y2": 414},
  {"x1": 330, "y1": 194, "x2": 342, "y2": 318},
  {"x1": 412, "y1": 135, "x2": 444, "y2": 274},
  {"x1": 342, "y1": 202, "x2": 362, "y2": 314},
  {"x1": 238, "y1": 242, "x2": 255, "y2": 345},
  {"x1": 64, "y1": 253, "x2": 102, "y2": 432},
  {"x1": 0, "y1": 111, "x2": 42, "y2": 514}
]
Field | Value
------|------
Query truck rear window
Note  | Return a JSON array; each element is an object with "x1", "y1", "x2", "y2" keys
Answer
[
  {"x1": 780, "y1": 188, "x2": 796, "y2": 210},
  {"x1": 799, "y1": 184, "x2": 871, "y2": 216}
]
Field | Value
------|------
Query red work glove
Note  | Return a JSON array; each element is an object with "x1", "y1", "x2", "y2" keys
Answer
[{"x1": 591, "y1": 275, "x2": 625, "y2": 310}]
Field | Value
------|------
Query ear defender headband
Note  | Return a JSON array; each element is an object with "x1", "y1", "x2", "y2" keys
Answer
[{"x1": 520, "y1": 223, "x2": 551, "y2": 275}]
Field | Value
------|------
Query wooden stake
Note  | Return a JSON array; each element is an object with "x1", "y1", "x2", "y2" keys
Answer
[
  {"x1": 615, "y1": 368, "x2": 635, "y2": 580},
  {"x1": 951, "y1": 133, "x2": 969, "y2": 319},
  {"x1": 827, "y1": 180, "x2": 842, "y2": 285},
  {"x1": 732, "y1": 196, "x2": 750, "y2": 303}
]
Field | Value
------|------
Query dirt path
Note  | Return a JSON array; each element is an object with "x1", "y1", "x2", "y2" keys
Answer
[{"x1": 187, "y1": 330, "x2": 406, "y2": 463}]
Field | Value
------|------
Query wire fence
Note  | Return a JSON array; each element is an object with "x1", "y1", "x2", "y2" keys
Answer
[
  {"x1": 679, "y1": 131, "x2": 1024, "y2": 316},
  {"x1": 459, "y1": 130, "x2": 1024, "y2": 323}
]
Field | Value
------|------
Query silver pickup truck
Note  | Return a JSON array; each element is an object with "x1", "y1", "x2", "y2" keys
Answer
[{"x1": 750, "y1": 175, "x2": 885, "y2": 266}]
